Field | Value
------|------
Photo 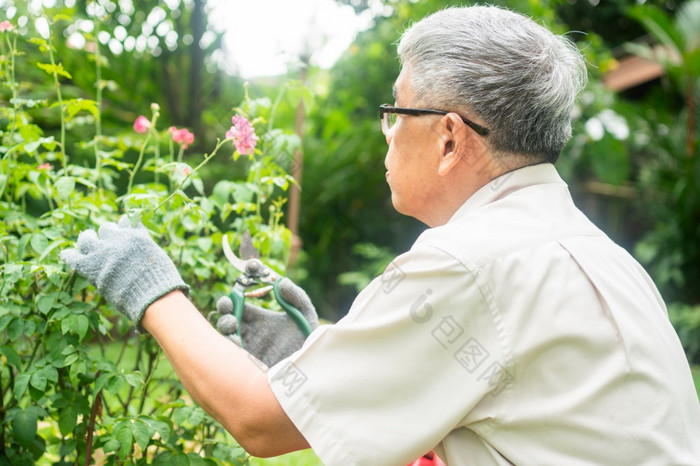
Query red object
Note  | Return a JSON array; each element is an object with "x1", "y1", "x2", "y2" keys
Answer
[{"x1": 408, "y1": 451, "x2": 446, "y2": 466}]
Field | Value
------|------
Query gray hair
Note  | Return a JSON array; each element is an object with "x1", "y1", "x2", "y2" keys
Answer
[{"x1": 397, "y1": 6, "x2": 588, "y2": 163}]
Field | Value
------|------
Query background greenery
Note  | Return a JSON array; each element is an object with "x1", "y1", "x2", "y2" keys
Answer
[{"x1": 1, "y1": 0, "x2": 698, "y2": 463}]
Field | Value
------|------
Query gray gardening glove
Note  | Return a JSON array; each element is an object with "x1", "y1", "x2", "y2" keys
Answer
[
  {"x1": 216, "y1": 278, "x2": 319, "y2": 367},
  {"x1": 60, "y1": 216, "x2": 189, "y2": 327}
]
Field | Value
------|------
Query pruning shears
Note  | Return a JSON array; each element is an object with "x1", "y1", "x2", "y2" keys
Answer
[{"x1": 222, "y1": 231, "x2": 313, "y2": 344}]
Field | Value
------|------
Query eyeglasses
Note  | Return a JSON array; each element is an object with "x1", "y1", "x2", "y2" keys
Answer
[{"x1": 379, "y1": 104, "x2": 490, "y2": 137}]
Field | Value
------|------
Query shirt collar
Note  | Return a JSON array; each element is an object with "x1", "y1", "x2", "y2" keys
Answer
[{"x1": 447, "y1": 163, "x2": 568, "y2": 223}]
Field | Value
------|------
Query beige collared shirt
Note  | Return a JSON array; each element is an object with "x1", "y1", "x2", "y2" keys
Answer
[{"x1": 269, "y1": 163, "x2": 700, "y2": 465}]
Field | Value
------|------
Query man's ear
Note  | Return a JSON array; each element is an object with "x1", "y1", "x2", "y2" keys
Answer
[{"x1": 437, "y1": 113, "x2": 471, "y2": 177}]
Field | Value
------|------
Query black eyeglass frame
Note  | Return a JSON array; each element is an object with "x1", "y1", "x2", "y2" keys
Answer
[{"x1": 379, "y1": 104, "x2": 490, "y2": 137}]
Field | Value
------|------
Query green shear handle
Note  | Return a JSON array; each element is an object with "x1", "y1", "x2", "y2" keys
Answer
[
  {"x1": 228, "y1": 278, "x2": 313, "y2": 346},
  {"x1": 224, "y1": 233, "x2": 313, "y2": 347},
  {"x1": 272, "y1": 278, "x2": 314, "y2": 337}
]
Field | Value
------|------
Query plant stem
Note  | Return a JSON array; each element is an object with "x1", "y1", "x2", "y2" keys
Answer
[
  {"x1": 24, "y1": 336, "x2": 43, "y2": 372},
  {"x1": 177, "y1": 144, "x2": 184, "y2": 164},
  {"x1": 153, "y1": 139, "x2": 225, "y2": 212},
  {"x1": 267, "y1": 83, "x2": 287, "y2": 134},
  {"x1": 45, "y1": 21, "x2": 67, "y2": 171},
  {"x1": 168, "y1": 138, "x2": 175, "y2": 192},
  {"x1": 84, "y1": 385, "x2": 102, "y2": 466},
  {"x1": 137, "y1": 349, "x2": 158, "y2": 413},
  {"x1": 114, "y1": 332, "x2": 130, "y2": 367},
  {"x1": 123, "y1": 338, "x2": 145, "y2": 416},
  {"x1": 93, "y1": 25, "x2": 104, "y2": 194},
  {"x1": 686, "y1": 78, "x2": 696, "y2": 157},
  {"x1": 128, "y1": 132, "x2": 152, "y2": 194},
  {"x1": 0, "y1": 374, "x2": 6, "y2": 458},
  {"x1": 45, "y1": 178, "x2": 55, "y2": 211},
  {"x1": 154, "y1": 131, "x2": 161, "y2": 186},
  {"x1": 4, "y1": 33, "x2": 18, "y2": 146},
  {"x1": 0, "y1": 33, "x2": 19, "y2": 202}
]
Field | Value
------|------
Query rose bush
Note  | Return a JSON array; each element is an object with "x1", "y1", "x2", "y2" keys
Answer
[{"x1": 0, "y1": 14, "x2": 301, "y2": 465}]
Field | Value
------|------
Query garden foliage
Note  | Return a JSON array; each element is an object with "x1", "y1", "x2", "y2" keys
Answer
[{"x1": 0, "y1": 13, "x2": 300, "y2": 465}]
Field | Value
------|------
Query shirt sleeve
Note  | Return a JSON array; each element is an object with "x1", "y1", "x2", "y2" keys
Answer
[{"x1": 268, "y1": 246, "x2": 510, "y2": 465}]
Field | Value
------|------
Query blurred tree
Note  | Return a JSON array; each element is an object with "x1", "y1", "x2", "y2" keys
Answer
[
  {"x1": 624, "y1": 0, "x2": 700, "y2": 304},
  {"x1": 0, "y1": 0, "x2": 243, "y2": 149},
  {"x1": 556, "y1": 0, "x2": 684, "y2": 48},
  {"x1": 627, "y1": 0, "x2": 700, "y2": 156}
]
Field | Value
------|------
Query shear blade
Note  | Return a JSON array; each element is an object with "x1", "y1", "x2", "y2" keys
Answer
[
  {"x1": 239, "y1": 230, "x2": 260, "y2": 260},
  {"x1": 222, "y1": 234, "x2": 249, "y2": 273}
]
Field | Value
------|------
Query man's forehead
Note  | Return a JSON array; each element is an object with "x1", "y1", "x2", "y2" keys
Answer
[{"x1": 393, "y1": 68, "x2": 412, "y2": 103}]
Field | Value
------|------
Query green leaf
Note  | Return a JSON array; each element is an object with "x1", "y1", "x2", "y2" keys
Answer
[
  {"x1": 141, "y1": 417, "x2": 171, "y2": 443},
  {"x1": 188, "y1": 453, "x2": 218, "y2": 466},
  {"x1": 173, "y1": 406, "x2": 189, "y2": 425},
  {"x1": 36, "y1": 62, "x2": 73, "y2": 79},
  {"x1": 0, "y1": 315, "x2": 12, "y2": 332},
  {"x1": 12, "y1": 409, "x2": 37, "y2": 448},
  {"x1": 30, "y1": 233, "x2": 49, "y2": 255},
  {"x1": 45, "y1": 366, "x2": 58, "y2": 383},
  {"x1": 192, "y1": 177, "x2": 205, "y2": 195},
  {"x1": 196, "y1": 236, "x2": 213, "y2": 252},
  {"x1": 124, "y1": 372, "x2": 143, "y2": 388},
  {"x1": 62, "y1": 314, "x2": 85, "y2": 338},
  {"x1": 54, "y1": 176, "x2": 75, "y2": 201},
  {"x1": 106, "y1": 373, "x2": 125, "y2": 393},
  {"x1": 153, "y1": 451, "x2": 190, "y2": 466},
  {"x1": 1, "y1": 263, "x2": 23, "y2": 289},
  {"x1": 588, "y1": 133, "x2": 630, "y2": 185},
  {"x1": 0, "y1": 346, "x2": 21, "y2": 368},
  {"x1": 69, "y1": 360, "x2": 87, "y2": 385},
  {"x1": 24, "y1": 140, "x2": 42, "y2": 154},
  {"x1": 212, "y1": 180, "x2": 233, "y2": 204},
  {"x1": 73, "y1": 314, "x2": 89, "y2": 340},
  {"x1": 115, "y1": 424, "x2": 133, "y2": 460},
  {"x1": 14, "y1": 373, "x2": 31, "y2": 399},
  {"x1": 628, "y1": 5, "x2": 683, "y2": 53},
  {"x1": 29, "y1": 37, "x2": 51, "y2": 52},
  {"x1": 36, "y1": 293, "x2": 58, "y2": 314},
  {"x1": 188, "y1": 407, "x2": 205, "y2": 425},
  {"x1": 58, "y1": 405, "x2": 77, "y2": 436},
  {"x1": 7, "y1": 317, "x2": 23, "y2": 341},
  {"x1": 93, "y1": 372, "x2": 113, "y2": 395},
  {"x1": 103, "y1": 438, "x2": 120, "y2": 453},
  {"x1": 132, "y1": 419, "x2": 153, "y2": 451},
  {"x1": 51, "y1": 13, "x2": 74, "y2": 22},
  {"x1": 231, "y1": 182, "x2": 254, "y2": 203},
  {"x1": 23, "y1": 320, "x2": 36, "y2": 338},
  {"x1": 64, "y1": 99, "x2": 98, "y2": 121},
  {"x1": 63, "y1": 353, "x2": 79, "y2": 366},
  {"x1": 38, "y1": 237, "x2": 69, "y2": 261},
  {"x1": 30, "y1": 370, "x2": 47, "y2": 391},
  {"x1": 59, "y1": 438, "x2": 77, "y2": 458},
  {"x1": 181, "y1": 213, "x2": 198, "y2": 231}
]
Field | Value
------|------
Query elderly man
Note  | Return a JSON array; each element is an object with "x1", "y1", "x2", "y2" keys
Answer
[{"x1": 62, "y1": 5, "x2": 700, "y2": 465}]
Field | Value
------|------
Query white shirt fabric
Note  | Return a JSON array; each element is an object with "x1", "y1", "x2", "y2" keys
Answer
[{"x1": 268, "y1": 163, "x2": 700, "y2": 465}]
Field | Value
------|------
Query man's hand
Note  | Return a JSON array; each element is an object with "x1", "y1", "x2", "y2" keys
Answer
[
  {"x1": 216, "y1": 278, "x2": 319, "y2": 367},
  {"x1": 60, "y1": 216, "x2": 189, "y2": 327}
]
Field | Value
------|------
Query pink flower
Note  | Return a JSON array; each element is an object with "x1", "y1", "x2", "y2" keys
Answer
[
  {"x1": 169, "y1": 126, "x2": 195, "y2": 149},
  {"x1": 37, "y1": 163, "x2": 52, "y2": 171},
  {"x1": 175, "y1": 165, "x2": 192, "y2": 176},
  {"x1": 133, "y1": 115, "x2": 151, "y2": 134},
  {"x1": 0, "y1": 21, "x2": 13, "y2": 32},
  {"x1": 226, "y1": 115, "x2": 258, "y2": 155}
]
